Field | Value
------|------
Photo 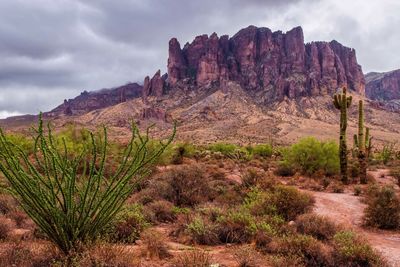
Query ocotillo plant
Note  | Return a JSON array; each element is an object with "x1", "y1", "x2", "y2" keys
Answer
[
  {"x1": 0, "y1": 116, "x2": 175, "y2": 254},
  {"x1": 353, "y1": 100, "x2": 372, "y2": 184},
  {"x1": 333, "y1": 87, "x2": 352, "y2": 184}
]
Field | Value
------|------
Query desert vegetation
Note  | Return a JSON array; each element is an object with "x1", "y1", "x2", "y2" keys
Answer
[{"x1": 0, "y1": 115, "x2": 398, "y2": 266}]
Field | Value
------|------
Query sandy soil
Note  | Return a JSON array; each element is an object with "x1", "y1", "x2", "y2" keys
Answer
[{"x1": 311, "y1": 171, "x2": 400, "y2": 267}]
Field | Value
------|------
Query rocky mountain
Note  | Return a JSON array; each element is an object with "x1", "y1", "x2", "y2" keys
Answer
[
  {"x1": 2, "y1": 25, "x2": 399, "y2": 145},
  {"x1": 365, "y1": 69, "x2": 400, "y2": 100},
  {"x1": 165, "y1": 26, "x2": 365, "y2": 102},
  {"x1": 48, "y1": 83, "x2": 142, "y2": 116}
]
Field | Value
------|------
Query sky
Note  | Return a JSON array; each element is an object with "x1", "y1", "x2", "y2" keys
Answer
[{"x1": 0, "y1": 0, "x2": 399, "y2": 118}]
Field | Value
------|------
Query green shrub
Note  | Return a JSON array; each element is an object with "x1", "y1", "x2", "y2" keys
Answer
[
  {"x1": 186, "y1": 216, "x2": 219, "y2": 245},
  {"x1": 364, "y1": 186, "x2": 400, "y2": 229},
  {"x1": 271, "y1": 186, "x2": 314, "y2": 221},
  {"x1": 0, "y1": 117, "x2": 174, "y2": 254},
  {"x1": 296, "y1": 213, "x2": 338, "y2": 241},
  {"x1": 333, "y1": 231, "x2": 386, "y2": 266},
  {"x1": 268, "y1": 234, "x2": 333, "y2": 267},
  {"x1": 282, "y1": 137, "x2": 339, "y2": 176},
  {"x1": 107, "y1": 204, "x2": 149, "y2": 243},
  {"x1": 208, "y1": 142, "x2": 238, "y2": 155},
  {"x1": 251, "y1": 144, "x2": 273, "y2": 158}
]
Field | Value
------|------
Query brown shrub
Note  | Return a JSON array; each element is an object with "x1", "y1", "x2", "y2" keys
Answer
[
  {"x1": 145, "y1": 200, "x2": 176, "y2": 223},
  {"x1": 0, "y1": 194, "x2": 17, "y2": 214},
  {"x1": 155, "y1": 165, "x2": 210, "y2": 207},
  {"x1": 242, "y1": 168, "x2": 263, "y2": 188},
  {"x1": 266, "y1": 234, "x2": 333, "y2": 267},
  {"x1": 233, "y1": 245, "x2": 260, "y2": 267},
  {"x1": 0, "y1": 242, "x2": 60, "y2": 267},
  {"x1": 296, "y1": 213, "x2": 338, "y2": 241},
  {"x1": 364, "y1": 186, "x2": 400, "y2": 229},
  {"x1": 140, "y1": 229, "x2": 171, "y2": 260},
  {"x1": 173, "y1": 249, "x2": 212, "y2": 267},
  {"x1": 267, "y1": 185, "x2": 315, "y2": 221},
  {"x1": 0, "y1": 216, "x2": 15, "y2": 240},
  {"x1": 78, "y1": 243, "x2": 139, "y2": 267},
  {"x1": 7, "y1": 210, "x2": 29, "y2": 228}
]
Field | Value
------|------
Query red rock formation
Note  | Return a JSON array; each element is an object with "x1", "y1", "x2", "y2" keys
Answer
[
  {"x1": 142, "y1": 70, "x2": 166, "y2": 100},
  {"x1": 365, "y1": 69, "x2": 400, "y2": 100},
  {"x1": 167, "y1": 26, "x2": 365, "y2": 101}
]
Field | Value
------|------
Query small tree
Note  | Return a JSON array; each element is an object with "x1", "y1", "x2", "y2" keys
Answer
[
  {"x1": 333, "y1": 87, "x2": 352, "y2": 184},
  {"x1": 0, "y1": 116, "x2": 175, "y2": 254}
]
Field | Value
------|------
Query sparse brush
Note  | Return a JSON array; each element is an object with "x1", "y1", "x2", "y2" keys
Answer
[
  {"x1": 296, "y1": 213, "x2": 338, "y2": 241},
  {"x1": 0, "y1": 115, "x2": 175, "y2": 254},
  {"x1": 140, "y1": 229, "x2": 171, "y2": 260},
  {"x1": 364, "y1": 185, "x2": 400, "y2": 229},
  {"x1": 173, "y1": 249, "x2": 212, "y2": 267},
  {"x1": 233, "y1": 245, "x2": 259, "y2": 267}
]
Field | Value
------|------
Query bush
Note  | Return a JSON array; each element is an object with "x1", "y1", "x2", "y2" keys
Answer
[
  {"x1": 242, "y1": 168, "x2": 263, "y2": 188},
  {"x1": 364, "y1": 186, "x2": 400, "y2": 229},
  {"x1": 233, "y1": 245, "x2": 259, "y2": 267},
  {"x1": 77, "y1": 243, "x2": 138, "y2": 267},
  {"x1": 145, "y1": 200, "x2": 176, "y2": 223},
  {"x1": 333, "y1": 231, "x2": 387, "y2": 266},
  {"x1": 107, "y1": 204, "x2": 149, "y2": 243},
  {"x1": 161, "y1": 165, "x2": 210, "y2": 207},
  {"x1": 186, "y1": 216, "x2": 219, "y2": 245},
  {"x1": 173, "y1": 250, "x2": 212, "y2": 267},
  {"x1": 0, "y1": 242, "x2": 61, "y2": 267},
  {"x1": 216, "y1": 210, "x2": 258, "y2": 243},
  {"x1": 274, "y1": 161, "x2": 295, "y2": 177},
  {"x1": 140, "y1": 229, "x2": 171, "y2": 260},
  {"x1": 0, "y1": 216, "x2": 14, "y2": 240},
  {"x1": 0, "y1": 194, "x2": 17, "y2": 214},
  {"x1": 282, "y1": 137, "x2": 339, "y2": 176},
  {"x1": 0, "y1": 118, "x2": 174, "y2": 254},
  {"x1": 273, "y1": 186, "x2": 314, "y2": 221},
  {"x1": 251, "y1": 144, "x2": 273, "y2": 158},
  {"x1": 208, "y1": 142, "x2": 238, "y2": 155},
  {"x1": 296, "y1": 213, "x2": 338, "y2": 241},
  {"x1": 267, "y1": 234, "x2": 333, "y2": 267}
]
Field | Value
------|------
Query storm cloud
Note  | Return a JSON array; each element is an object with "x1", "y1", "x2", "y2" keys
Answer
[{"x1": 0, "y1": 0, "x2": 399, "y2": 117}]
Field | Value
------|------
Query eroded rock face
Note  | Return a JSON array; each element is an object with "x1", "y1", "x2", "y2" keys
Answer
[
  {"x1": 142, "y1": 70, "x2": 167, "y2": 100},
  {"x1": 167, "y1": 25, "x2": 365, "y2": 101},
  {"x1": 365, "y1": 70, "x2": 400, "y2": 100},
  {"x1": 50, "y1": 83, "x2": 143, "y2": 116}
]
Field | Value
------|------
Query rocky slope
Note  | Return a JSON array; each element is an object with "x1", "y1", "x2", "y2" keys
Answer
[
  {"x1": 365, "y1": 70, "x2": 400, "y2": 112},
  {"x1": 366, "y1": 69, "x2": 400, "y2": 100},
  {"x1": 48, "y1": 83, "x2": 142, "y2": 116}
]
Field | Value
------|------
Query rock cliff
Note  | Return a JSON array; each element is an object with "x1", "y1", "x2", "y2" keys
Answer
[
  {"x1": 365, "y1": 69, "x2": 400, "y2": 100},
  {"x1": 167, "y1": 26, "x2": 365, "y2": 101}
]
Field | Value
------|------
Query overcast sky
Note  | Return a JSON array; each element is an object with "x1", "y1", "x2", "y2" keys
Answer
[{"x1": 0, "y1": 0, "x2": 399, "y2": 118}]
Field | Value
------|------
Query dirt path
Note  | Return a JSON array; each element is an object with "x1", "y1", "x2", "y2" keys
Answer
[{"x1": 312, "y1": 191, "x2": 400, "y2": 267}]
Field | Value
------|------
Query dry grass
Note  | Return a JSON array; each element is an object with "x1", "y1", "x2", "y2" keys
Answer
[
  {"x1": 140, "y1": 229, "x2": 171, "y2": 260},
  {"x1": 78, "y1": 243, "x2": 139, "y2": 267},
  {"x1": 173, "y1": 249, "x2": 212, "y2": 267}
]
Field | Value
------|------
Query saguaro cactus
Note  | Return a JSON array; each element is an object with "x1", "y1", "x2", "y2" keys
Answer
[
  {"x1": 333, "y1": 87, "x2": 352, "y2": 184},
  {"x1": 353, "y1": 100, "x2": 372, "y2": 184}
]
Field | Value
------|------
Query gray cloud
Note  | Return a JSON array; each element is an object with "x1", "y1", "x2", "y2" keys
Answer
[{"x1": 0, "y1": 0, "x2": 399, "y2": 118}]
